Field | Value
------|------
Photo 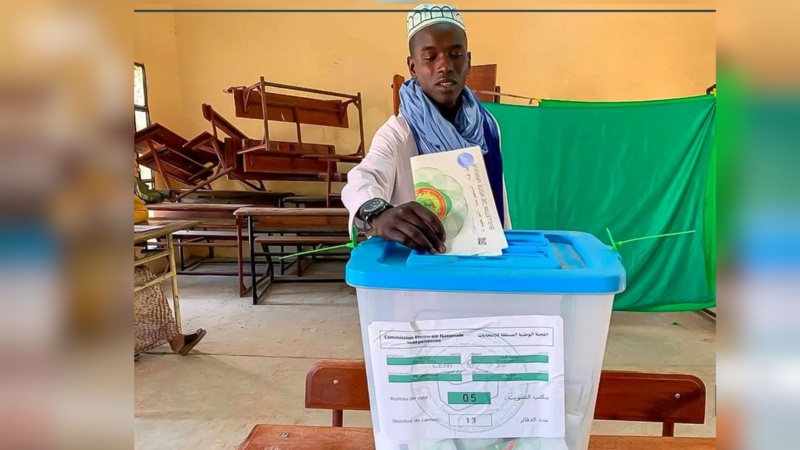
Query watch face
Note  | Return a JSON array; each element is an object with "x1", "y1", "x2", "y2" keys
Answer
[{"x1": 362, "y1": 198, "x2": 386, "y2": 214}]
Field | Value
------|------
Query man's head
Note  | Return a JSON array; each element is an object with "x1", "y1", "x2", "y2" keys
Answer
[{"x1": 406, "y1": 4, "x2": 471, "y2": 108}]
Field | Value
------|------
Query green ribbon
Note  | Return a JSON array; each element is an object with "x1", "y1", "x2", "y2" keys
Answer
[
  {"x1": 278, "y1": 226, "x2": 361, "y2": 260},
  {"x1": 278, "y1": 226, "x2": 694, "y2": 260},
  {"x1": 606, "y1": 227, "x2": 695, "y2": 251}
]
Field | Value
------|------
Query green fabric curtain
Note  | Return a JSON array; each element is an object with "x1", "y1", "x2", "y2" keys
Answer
[{"x1": 484, "y1": 95, "x2": 716, "y2": 312}]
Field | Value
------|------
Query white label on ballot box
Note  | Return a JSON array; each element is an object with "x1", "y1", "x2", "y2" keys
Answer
[{"x1": 367, "y1": 315, "x2": 565, "y2": 439}]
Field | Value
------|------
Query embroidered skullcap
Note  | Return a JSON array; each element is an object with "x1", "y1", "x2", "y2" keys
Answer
[{"x1": 407, "y1": 4, "x2": 465, "y2": 41}]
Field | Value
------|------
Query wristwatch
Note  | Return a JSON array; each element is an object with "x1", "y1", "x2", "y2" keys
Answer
[{"x1": 359, "y1": 198, "x2": 393, "y2": 225}]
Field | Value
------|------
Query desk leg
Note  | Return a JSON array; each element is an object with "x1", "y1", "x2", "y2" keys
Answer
[
  {"x1": 237, "y1": 216, "x2": 245, "y2": 297},
  {"x1": 248, "y1": 216, "x2": 258, "y2": 305},
  {"x1": 167, "y1": 234, "x2": 182, "y2": 334}
]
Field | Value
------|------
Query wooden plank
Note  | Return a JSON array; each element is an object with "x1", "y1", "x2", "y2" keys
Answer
[
  {"x1": 175, "y1": 189, "x2": 293, "y2": 203},
  {"x1": 243, "y1": 151, "x2": 329, "y2": 174},
  {"x1": 304, "y1": 360, "x2": 707, "y2": 435},
  {"x1": 135, "y1": 125, "x2": 219, "y2": 167},
  {"x1": 281, "y1": 196, "x2": 329, "y2": 208},
  {"x1": 305, "y1": 154, "x2": 363, "y2": 164},
  {"x1": 255, "y1": 215, "x2": 348, "y2": 230},
  {"x1": 238, "y1": 425, "x2": 716, "y2": 450},
  {"x1": 589, "y1": 436, "x2": 716, "y2": 450},
  {"x1": 182, "y1": 131, "x2": 221, "y2": 154},
  {"x1": 237, "y1": 138, "x2": 334, "y2": 174},
  {"x1": 174, "y1": 241, "x2": 238, "y2": 248},
  {"x1": 238, "y1": 426, "x2": 373, "y2": 450},
  {"x1": 173, "y1": 230, "x2": 242, "y2": 238},
  {"x1": 232, "y1": 172, "x2": 336, "y2": 182},
  {"x1": 150, "y1": 210, "x2": 240, "y2": 221},
  {"x1": 134, "y1": 123, "x2": 187, "y2": 148},
  {"x1": 595, "y1": 371, "x2": 707, "y2": 426},
  {"x1": 231, "y1": 88, "x2": 350, "y2": 128},
  {"x1": 202, "y1": 103, "x2": 250, "y2": 141},
  {"x1": 234, "y1": 207, "x2": 348, "y2": 217},
  {"x1": 147, "y1": 203, "x2": 249, "y2": 212},
  {"x1": 223, "y1": 139, "x2": 340, "y2": 183},
  {"x1": 147, "y1": 203, "x2": 250, "y2": 222},
  {"x1": 467, "y1": 64, "x2": 498, "y2": 103},
  {"x1": 255, "y1": 235, "x2": 360, "y2": 246},
  {"x1": 133, "y1": 250, "x2": 171, "y2": 267},
  {"x1": 240, "y1": 138, "x2": 335, "y2": 156},
  {"x1": 136, "y1": 150, "x2": 216, "y2": 183},
  {"x1": 255, "y1": 225, "x2": 348, "y2": 233},
  {"x1": 134, "y1": 220, "x2": 198, "y2": 244},
  {"x1": 305, "y1": 360, "x2": 370, "y2": 414}
]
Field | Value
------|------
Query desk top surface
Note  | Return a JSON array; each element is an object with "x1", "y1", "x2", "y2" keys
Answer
[
  {"x1": 175, "y1": 189, "x2": 293, "y2": 198},
  {"x1": 146, "y1": 203, "x2": 250, "y2": 212},
  {"x1": 134, "y1": 220, "x2": 198, "y2": 244},
  {"x1": 234, "y1": 207, "x2": 349, "y2": 217},
  {"x1": 238, "y1": 425, "x2": 716, "y2": 450}
]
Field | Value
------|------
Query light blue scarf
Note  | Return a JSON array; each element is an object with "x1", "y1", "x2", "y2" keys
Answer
[{"x1": 399, "y1": 78, "x2": 488, "y2": 155}]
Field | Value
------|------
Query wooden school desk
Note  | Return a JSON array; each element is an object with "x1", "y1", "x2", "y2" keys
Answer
[
  {"x1": 134, "y1": 220, "x2": 197, "y2": 333},
  {"x1": 238, "y1": 425, "x2": 717, "y2": 450},
  {"x1": 233, "y1": 207, "x2": 350, "y2": 304}
]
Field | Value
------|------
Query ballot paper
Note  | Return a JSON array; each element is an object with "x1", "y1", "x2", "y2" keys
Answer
[
  {"x1": 367, "y1": 315, "x2": 566, "y2": 442},
  {"x1": 411, "y1": 146, "x2": 508, "y2": 256}
]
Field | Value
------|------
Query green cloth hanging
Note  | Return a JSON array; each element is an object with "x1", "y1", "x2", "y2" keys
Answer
[{"x1": 483, "y1": 94, "x2": 716, "y2": 312}]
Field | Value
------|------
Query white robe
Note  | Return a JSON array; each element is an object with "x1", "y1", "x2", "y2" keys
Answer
[{"x1": 341, "y1": 113, "x2": 511, "y2": 234}]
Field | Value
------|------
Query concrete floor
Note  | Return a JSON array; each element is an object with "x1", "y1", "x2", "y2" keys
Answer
[{"x1": 134, "y1": 274, "x2": 716, "y2": 450}]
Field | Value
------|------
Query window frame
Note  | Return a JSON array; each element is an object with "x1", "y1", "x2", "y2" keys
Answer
[{"x1": 134, "y1": 62, "x2": 155, "y2": 189}]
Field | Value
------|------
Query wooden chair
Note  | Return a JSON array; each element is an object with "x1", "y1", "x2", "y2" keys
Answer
[
  {"x1": 305, "y1": 360, "x2": 706, "y2": 436},
  {"x1": 467, "y1": 64, "x2": 501, "y2": 103},
  {"x1": 224, "y1": 78, "x2": 366, "y2": 206},
  {"x1": 134, "y1": 123, "x2": 222, "y2": 195},
  {"x1": 392, "y1": 64, "x2": 501, "y2": 116}
]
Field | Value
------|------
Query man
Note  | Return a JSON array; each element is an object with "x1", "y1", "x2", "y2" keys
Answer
[{"x1": 342, "y1": 4, "x2": 509, "y2": 253}]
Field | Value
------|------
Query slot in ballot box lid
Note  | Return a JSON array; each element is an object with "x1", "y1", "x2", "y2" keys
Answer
[{"x1": 346, "y1": 230, "x2": 626, "y2": 294}]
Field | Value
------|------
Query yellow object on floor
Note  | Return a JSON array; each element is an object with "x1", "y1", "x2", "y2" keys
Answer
[{"x1": 135, "y1": 195, "x2": 149, "y2": 223}]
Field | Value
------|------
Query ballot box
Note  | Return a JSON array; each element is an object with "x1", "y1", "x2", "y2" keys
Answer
[{"x1": 346, "y1": 230, "x2": 626, "y2": 450}]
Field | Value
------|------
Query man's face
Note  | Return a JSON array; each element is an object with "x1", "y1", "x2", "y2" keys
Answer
[{"x1": 407, "y1": 23, "x2": 471, "y2": 108}]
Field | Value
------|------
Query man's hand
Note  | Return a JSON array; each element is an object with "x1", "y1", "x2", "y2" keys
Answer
[{"x1": 371, "y1": 202, "x2": 447, "y2": 253}]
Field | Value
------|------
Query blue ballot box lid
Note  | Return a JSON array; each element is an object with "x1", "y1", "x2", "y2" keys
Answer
[{"x1": 346, "y1": 230, "x2": 626, "y2": 294}]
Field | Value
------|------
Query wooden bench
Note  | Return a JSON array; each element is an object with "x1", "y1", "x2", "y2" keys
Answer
[
  {"x1": 250, "y1": 232, "x2": 365, "y2": 303},
  {"x1": 305, "y1": 360, "x2": 707, "y2": 435},
  {"x1": 147, "y1": 202, "x2": 260, "y2": 296},
  {"x1": 234, "y1": 207, "x2": 354, "y2": 304},
  {"x1": 238, "y1": 425, "x2": 716, "y2": 450}
]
